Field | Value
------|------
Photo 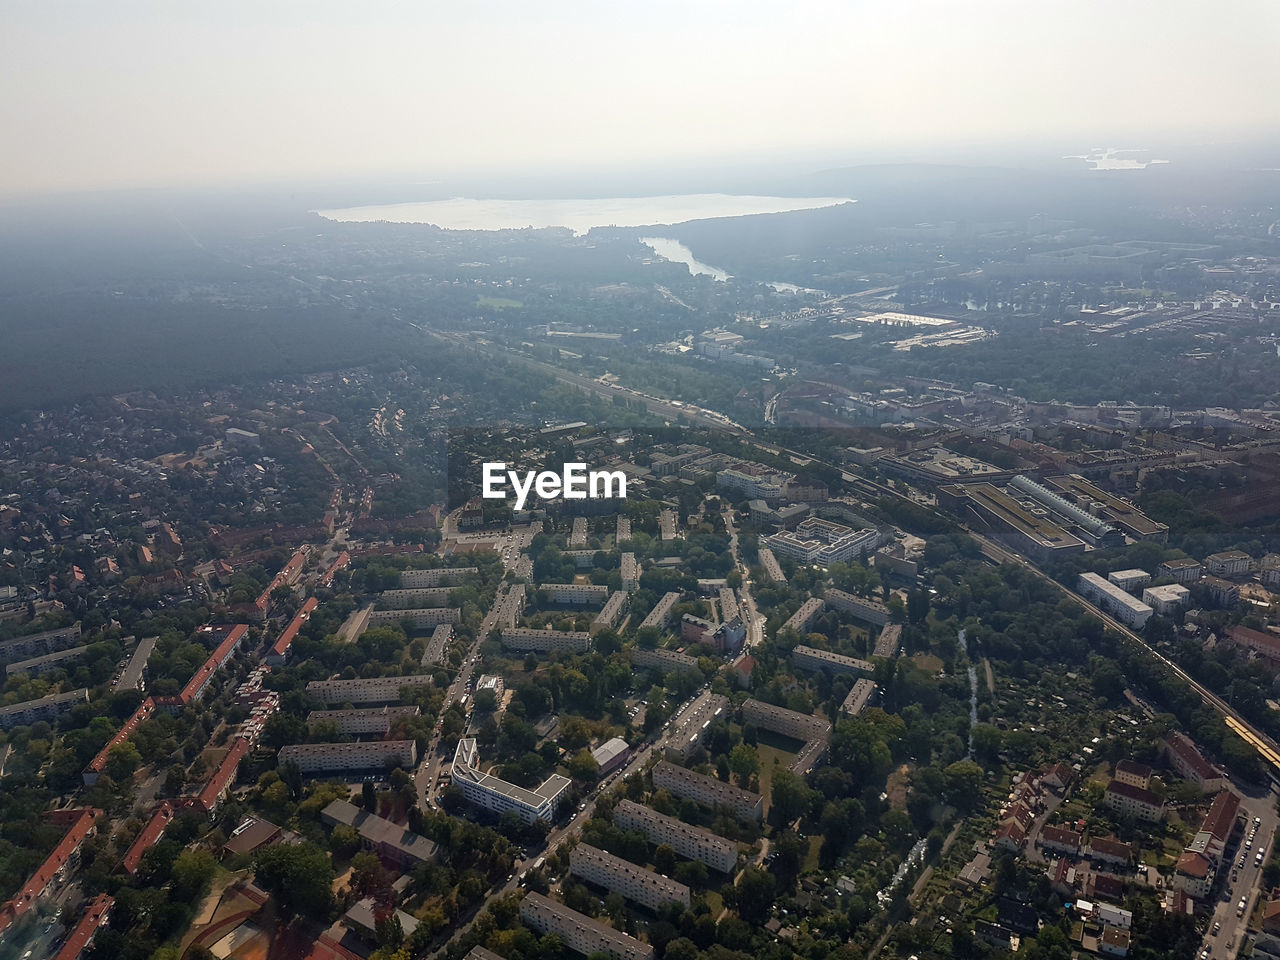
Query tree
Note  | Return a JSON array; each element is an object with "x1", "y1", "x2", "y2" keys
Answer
[
  {"x1": 770, "y1": 769, "x2": 813, "y2": 824},
  {"x1": 736, "y1": 866, "x2": 777, "y2": 921},
  {"x1": 654, "y1": 843, "x2": 677, "y2": 875},
  {"x1": 728, "y1": 744, "x2": 759, "y2": 789},
  {"x1": 254, "y1": 842, "x2": 335, "y2": 920},
  {"x1": 171, "y1": 848, "x2": 217, "y2": 900},
  {"x1": 362, "y1": 779, "x2": 377, "y2": 811},
  {"x1": 104, "y1": 741, "x2": 142, "y2": 781},
  {"x1": 568, "y1": 750, "x2": 600, "y2": 782}
]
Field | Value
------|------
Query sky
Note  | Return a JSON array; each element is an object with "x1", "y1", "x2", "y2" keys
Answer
[{"x1": 2, "y1": 0, "x2": 1277, "y2": 197}]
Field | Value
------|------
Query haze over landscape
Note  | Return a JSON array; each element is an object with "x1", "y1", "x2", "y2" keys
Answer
[{"x1": 5, "y1": 5, "x2": 1280, "y2": 960}]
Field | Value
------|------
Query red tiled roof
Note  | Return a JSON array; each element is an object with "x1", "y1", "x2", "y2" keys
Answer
[
  {"x1": 319, "y1": 552, "x2": 349, "y2": 587},
  {"x1": 1089, "y1": 837, "x2": 1133, "y2": 861},
  {"x1": 180, "y1": 624, "x2": 249, "y2": 702},
  {"x1": 255, "y1": 550, "x2": 307, "y2": 609},
  {"x1": 121, "y1": 802, "x2": 174, "y2": 874},
  {"x1": 1040, "y1": 825, "x2": 1081, "y2": 848},
  {"x1": 1175, "y1": 850, "x2": 1211, "y2": 878},
  {"x1": 1163, "y1": 732, "x2": 1221, "y2": 781},
  {"x1": 87, "y1": 697, "x2": 157, "y2": 775},
  {"x1": 194, "y1": 738, "x2": 251, "y2": 813},
  {"x1": 0, "y1": 808, "x2": 100, "y2": 936},
  {"x1": 52, "y1": 892, "x2": 112, "y2": 960},
  {"x1": 1105, "y1": 779, "x2": 1163, "y2": 808},
  {"x1": 271, "y1": 597, "x2": 318, "y2": 659},
  {"x1": 1199, "y1": 790, "x2": 1240, "y2": 842}
]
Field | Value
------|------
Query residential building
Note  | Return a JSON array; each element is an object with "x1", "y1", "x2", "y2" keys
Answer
[
  {"x1": 680, "y1": 614, "x2": 713, "y2": 645},
  {"x1": 1100, "y1": 925, "x2": 1131, "y2": 958},
  {"x1": 423, "y1": 623, "x2": 452, "y2": 666},
  {"x1": 399, "y1": 567, "x2": 476, "y2": 588},
  {"x1": 1173, "y1": 850, "x2": 1212, "y2": 898},
  {"x1": 520, "y1": 891, "x2": 655, "y2": 960},
  {"x1": 1142, "y1": 584, "x2": 1190, "y2": 616},
  {"x1": 305, "y1": 705, "x2": 421, "y2": 736},
  {"x1": 711, "y1": 618, "x2": 746, "y2": 654},
  {"x1": 266, "y1": 596, "x2": 318, "y2": 665},
  {"x1": 1103, "y1": 780, "x2": 1164, "y2": 821},
  {"x1": 1206, "y1": 550, "x2": 1253, "y2": 578},
  {"x1": 113, "y1": 635, "x2": 157, "y2": 692},
  {"x1": 367, "y1": 606, "x2": 460, "y2": 629},
  {"x1": 792, "y1": 644, "x2": 873, "y2": 677},
  {"x1": 593, "y1": 591, "x2": 627, "y2": 633},
  {"x1": 306, "y1": 674, "x2": 434, "y2": 705},
  {"x1": 1078, "y1": 573, "x2": 1153, "y2": 629},
  {"x1": 378, "y1": 587, "x2": 453, "y2": 609},
  {"x1": 1114, "y1": 760, "x2": 1153, "y2": 790},
  {"x1": 0, "y1": 687, "x2": 90, "y2": 730},
  {"x1": 1161, "y1": 732, "x2": 1227, "y2": 794},
  {"x1": 758, "y1": 547, "x2": 785, "y2": 583},
  {"x1": 181, "y1": 623, "x2": 250, "y2": 703},
  {"x1": 5, "y1": 644, "x2": 89, "y2": 677},
  {"x1": 782, "y1": 597, "x2": 824, "y2": 634},
  {"x1": 1038, "y1": 825, "x2": 1081, "y2": 856},
  {"x1": 1107, "y1": 569, "x2": 1150, "y2": 594},
  {"x1": 613, "y1": 799, "x2": 738, "y2": 874},
  {"x1": 665, "y1": 692, "x2": 730, "y2": 762},
  {"x1": 621, "y1": 553, "x2": 639, "y2": 593},
  {"x1": 279, "y1": 740, "x2": 417, "y2": 775},
  {"x1": 716, "y1": 463, "x2": 791, "y2": 501},
  {"x1": 191, "y1": 737, "x2": 252, "y2": 816},
  {"x1": 452, "y1": 738, "x2": 570, "y2": 824},
  {"x1": 121, "y1": 802, "x2": 175, "y2": 874},
  {"x1": 1088, "y1": 837, "x2": 1134, "y2": 867},
  {"x1": 345, "y1": 898, "x2": 420, "y2": 943},
  {"x1": 633, "y1": 646, "x2": 699, "y2": 675},
  {"x1": 841, "y1": 679, "x2": 876, "y2": 716},
  {"x1": 742, "y1": 699, "x2": 831, "y2": 742},
  {"x1": 540, "y1": 583, "x2": 610, "y2": 606},
  {"x1": 0, "y1": 623, "x2": 82, "y2": 664},
  {"x1": 1159, "y1": 558, "x2": 1203, "y2": 583},
  {"x1": 764, "y1": 518, "x2": 879, "y2": 566},
  {"x1": 500, "y1": 627, "x2": 590, "y2": 654},
  {"x1": 321, "y1": 799, "x2": 437, "y2": 868},
  {"x1": 824, "y1": 588, "x2": 891, "y2": 626},
  {"x1": 652, "y1": 761, "x2": 763, "y2": 820},
  {"x1": 52, "y1": 893, "x2": 113, "y2": 960},
  {"x1": 0, "y1": 808, "x2": 100, "y2": 939},
  {"x1": 1200, "y1": 575, "x2": 1240, "y2": 608},
  {"x1": 570, "y1": 843, "x2": 690, "y2": 910},
  {"x1": 639, "y1": 592, "x2": 681, "y2": 631}
]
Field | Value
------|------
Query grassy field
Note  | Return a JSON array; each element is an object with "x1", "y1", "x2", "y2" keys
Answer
[
  {"x1": 755, "y1": 740, "x2": 799, "y2": 814},
  {"x1": 477, "y1": 295, "x2": 523, "y2": 309}
]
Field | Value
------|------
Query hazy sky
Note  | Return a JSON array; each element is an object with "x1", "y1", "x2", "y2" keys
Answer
[{"x1": 2, "y1": 0, "x2": 1276, "y2": 197}]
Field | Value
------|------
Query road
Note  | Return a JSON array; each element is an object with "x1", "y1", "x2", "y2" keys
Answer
[
  {"x1": 1204, "y1": 787, "x2": 1279, "y2": 960},
  {"x1": 723, "y1": 511, "x2": 764, "y2": 650}
]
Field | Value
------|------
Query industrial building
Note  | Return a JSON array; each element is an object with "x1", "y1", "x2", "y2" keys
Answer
[
  {"x1": 1043, "y1": 474, "x2": 1168, "y2": 542},
  {"x1": 452, "y1": 738, "x2": 570, "y2": 824},
  {"x1": 1078, "y1": 573, "x2": 1154, "y2": 629},
  {"x1": 570, "y1": 843, "x2": 690, "y2": 910},
  {"x1": 937, "y1": 482, "x2": 1087, "y2": 561},
  {"x1": 306, "y1": 674, "x2": 434, "y2": 705},
  {"x1": 519, "y1": 891, "x2": 655, "y2": 960},
  {"x1": 279, "y1": 739, "x2": 417, "y2": 775},
  {"x1": 652, "y1": 761, "x2": 763, "y2": 820},
  {"x1": 613, "y1": 799, "x2": 739, "y2": 874},
  {"x1": 592, "y1": 737, "x2": 630, "y2": 776},
  {"x1": 792, "y1": 644, "x2": 874, "y2": 677}
]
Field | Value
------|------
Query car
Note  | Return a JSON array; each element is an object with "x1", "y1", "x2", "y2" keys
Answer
[{"x1": 1214, "y1": 921, "x2": 1221, "y2": 934}]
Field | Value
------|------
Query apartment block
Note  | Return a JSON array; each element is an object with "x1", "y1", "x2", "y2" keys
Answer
[
  {"x1": 306, "y1": 674, "x2": 434, "y2": 705},
  {"x1": 1161, "y1": 732, "x2": 1228, "y2": 794},
  {"x1": 1200, "y1": 576, "x2": 1241, "y2": 608},
  {"x1": 1158, "y1": 558, "x2": 1203, "y2": 584},
  {"x1": 306, "y1": 705, "x2": 421, "y2": 736},
  {"x1": 824, "y1": 588, "x2": 891, "y2": 626},
  {"x1": 452, "y1": 738, "x2": 570, "y2": 824},
  {"x1": 621, "y1": 553, "x2": 639, "y2": 593},
  {"x1": 718, "y1": 587, "x2": 739, "y2": 624},
  {"x1": 742, "y1": 698, "x2": 831, "y2": 742},
  {"x1": 399, "y1": 567, "x2": 477, "y2": 589},
  {"x1": 765, "y1": 518, "x2": 879, "y2": 565},
  {"x1": 569, "y1": 517, "x2": 588, "y2": 548},
  {"x1": 782, "y1": 597, "x2": 824, "y2": 635},
  {"x1": 633, "y1": 646, "x2": 700, "y2": 675},
  {"x1": 593, "y1": 591, "x2": 627, "y2": 633},
  {"x1": 757, "y1": 547, "x2": 786, "y2": 583},
  {"x1": 1142, "y1": 583, "x2": 1190, "y2": 616},
  {"x1": 1206, "y1": 551, "x2": 1253, "y2": 578},
  {"x1": 540, "y1": 583, "x2": 610, "y2": 607},
  {"x1": 841, "y1": 678, "x2": 876, "y2": 716},
  {"x1": 570, "y1": 843, "x2": 690, "y2": 910},
  {"x1": 1107, "y1": 569, "x2": 1151, "y2": 594},
  {"x1": 5, "y1": 644, "x2": 89, "y2": 677},
  {"x1": 1103, "y1": 780, "x2": 1164, "y2": 821},
  {"x1": 653, "y1": 761, "x2": 763, "y2": 820},
  {"x1": 367, "y1": 606, "x2": 460, "y2": 629},
  {"x1": 279, "y1": 739, "x2": 417, "y2": 775},
  {"x1": 792, "y1": 644, "x2": 873, "y2": 677},
  {"x1": 378, "y1": 587, "x2": 453, "y2": 609},
  {"x1": 0, "y1": 623, "x2": 82, "y2": 664},
  {"x1": 1078, "y1": 573, "x2": 1153, "y2": 629},
  {"x1": 519, "y1": 892, "x2": 654, "y2": 960},
  {"x1": 501, "y1": 627, "x2": 591, "y2": 654},
  {"x1": 613, "y1": 799, "x2": 738, "y2": 874},
  {"x1": 616, "y1": 515, "x2": 632, "y2": 544},
  {"x1": 0, "y1": 687, "x2": 90, "y2": 730},
  {"x1": 665, "y1": 692, "x2": 730, "y2": 762}
]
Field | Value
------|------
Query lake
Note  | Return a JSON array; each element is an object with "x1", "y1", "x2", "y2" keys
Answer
[
  {"x1": 642, "y1": 236, "x2": 828, "y2": 296},
  {"x1": 315, "y1": 193, "x2": 854, "y2": 235}
]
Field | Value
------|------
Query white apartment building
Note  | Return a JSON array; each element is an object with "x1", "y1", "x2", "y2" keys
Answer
[
  {"x1": 824, "y1": 588, "x2": 891, "y2": 626},
  {"x1": 378, "y1": 587, "x2": 453, "y2": 609},
  {"x1": 519, "y1": 892, "x2": 654, "y2": 960},
  {"x1": 279, "y1": 739, "x2": 417, "y2": 775},
  {"x1": 306, "y1": 705, "x2": 421, "y2": 736},
  {"x1": 621, "y1": 553, "x2": 639, "y2": 593},
  {"x1": 792, "y1": 645, "x2": 874, "y2": 677},
  {"x1": 613, "y1": 799, "x2": 738, "y2": 874},
  {"x1": 1078, "y1": 573, "x2": 1153, "y2": 629},
  {"x1": 1206, "y1": 551, "x2": 1253, "y2": 578},
  {"x1": 367, "y1": 607, "x2": 460, "y2": 629},
  {"x1": 639, "y1": 592, "x2": 682, "y2": 630},
  {"x1": 593, "y1": 591, "x2": 627, "y2": 633},
  {"x1": 665, "y1": 692, "x2": 730, "y2": 762},
  {"x1": 633, "y1": 646, "x2": 700, "y2": 675},
  {"x1": 742, "y1": 698, "x2": 831, "y2": 742},
  {"x1": 306, "y1": 674, "x2": 434, "y2": 705},
  {"x1": 500, "y1": 628, "x2": 591, "y2": 654},
  {"x1": 783, "y1": 597, "x2": 825, "y2": 634},
  {"x1": 452, "y1": 738, "x2": 570, "y2": 824},
  {"x1": 399, "y1": 567, "x2": 477, "y2": 589},
  {"x1": 0, "y1": 687, "x2": 90, "y2": 729},
  {"x1": 765, "y1": 518, "x2": 879, "y2": 566},
  {"x1": 758, "y1": 547, "x2": 786, "y2": 583},
  {"x1": 1142, "y1": 583, "x2": 1191, "y2": 616},
  {"x1": 570, "y1": 843, "x2": 691, "y2": 910},
  {"x1": 841, "y1": 678, "x2": 876, "y2": 716},
  {"x1": 652, "y1": 761, "x2": 763, "y2": 820},
  {"x1": 540, "y1": 583, "x2": 610, "y2": 606}
]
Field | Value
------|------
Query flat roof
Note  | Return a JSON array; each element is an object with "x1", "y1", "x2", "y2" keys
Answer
[
  {"x1": 1045, "y1": 474, "x2": 1167, "y2": 536},
  {"x1": 947, "y1": 482, "x2": 1086, "y2": 550}
]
